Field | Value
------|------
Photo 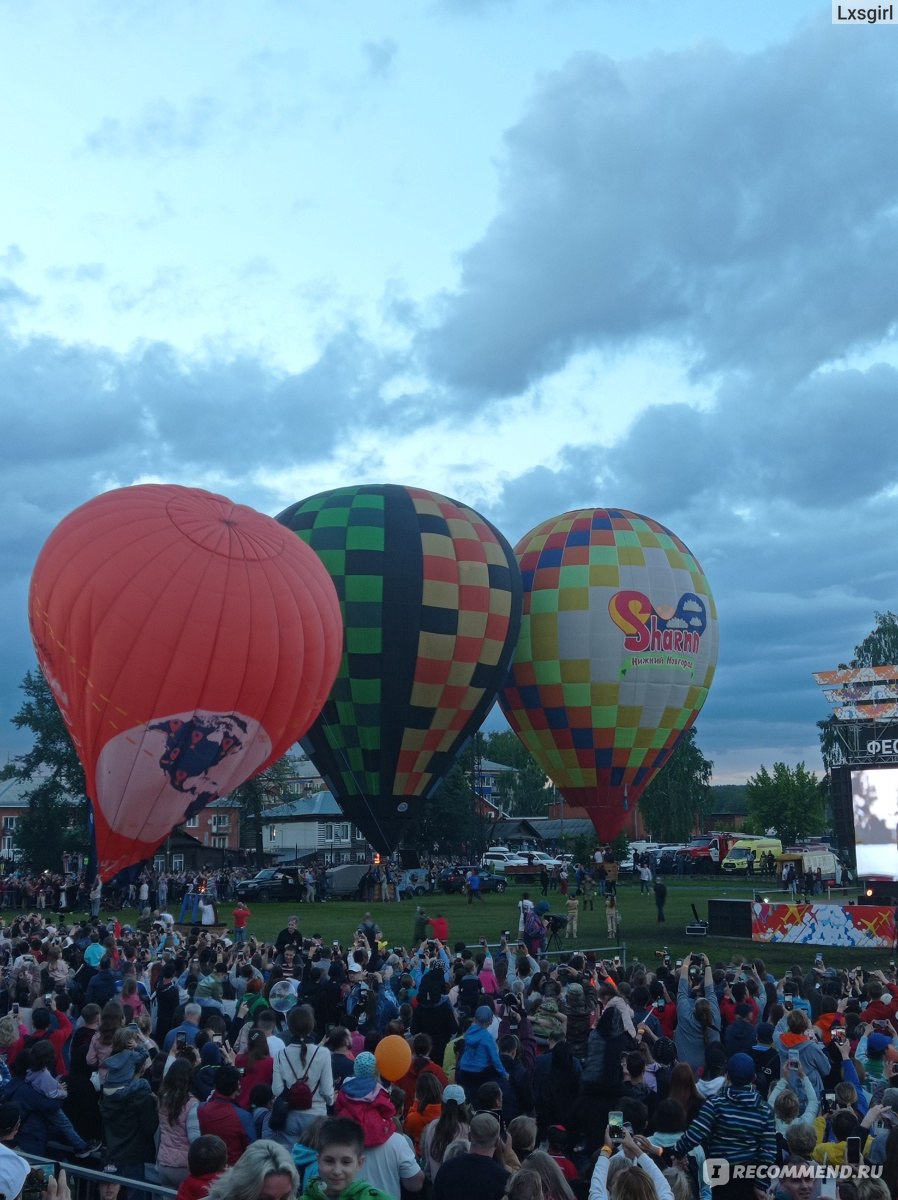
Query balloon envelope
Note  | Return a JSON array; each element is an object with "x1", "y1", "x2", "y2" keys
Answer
[
  {"x1": 29, "y1": 484, "x2": 343, "y2": 879},
  {"x1": 499, "y1": 508, "x2": 719, "y2": 841},
  {"x1": 375, "y1": 1034, "x2": 412, "y2": 1081},
  {"x1": 277, "y1": 484, "x2": 522, "y2": 850}
]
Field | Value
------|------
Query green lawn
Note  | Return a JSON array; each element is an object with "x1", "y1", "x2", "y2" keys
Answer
[{"x1": 116, "y1": 877, "x2": 894, "y2": 975}]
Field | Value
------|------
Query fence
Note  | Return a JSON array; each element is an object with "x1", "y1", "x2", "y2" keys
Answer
[{"x1": 21, "y1": 1154, "x2": 175, "y2": 1200}]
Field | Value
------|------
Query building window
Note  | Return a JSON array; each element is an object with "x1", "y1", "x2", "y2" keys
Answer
[
  {"x1": 325, "y1": 823, "x2": 334, "y2": 841},
  {"x1": 336, "y1": 823, "x2": 349, "y2": 841},
  {"x1": 171, "y1": 854, "x2": 184, "y2": 872},
  {"x1": 2, "y1": 816, "x2": 16, "y2": 831},
  {"x1": 184, "y1": 816, "x2": 199, "y2": 829},
  {"x1": 153, "y1": 856, "x2": 165, "y2": 872},
  {"x1": 212, "y1": 836, "x2": 228, "y2": 849},
  {"x1": 1, "y1": 836, "x2": 14, "y2": 854},
  {"x1": 213, "y1": 815, "x2": 230, "y2": 829}
]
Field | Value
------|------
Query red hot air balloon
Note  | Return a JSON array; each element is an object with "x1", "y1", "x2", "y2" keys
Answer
[
  {"x1": 499, "y1": 508, "x2": 719, "y2": 843},
  {"x1": 28, "y1": 485, "x2": 343, "y2": 879}
]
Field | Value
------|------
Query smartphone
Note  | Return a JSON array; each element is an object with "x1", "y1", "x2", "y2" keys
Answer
[
  {"x1": 845, "y1": 1136, "x2": 861, "y2": 1166},
  {"x1": 44, "y1": 994, "x2": 53, "y2": 1006},
  {"x1": 833, "y1": 1029, "x2": 845, "y2": 1045},
  {"x1": 788, "y1": 1055, "x2": 800, "y2": 1070},
  {"x1": 784, "y1": 994, "x2": 794, "y2": 1011},
  {"x1": 11, "y1": 1003, "x2": 19, "y2": 1018},
  {"x1": 608, "y1": 1111, "x2": 624, "y2": 1143},
  {"x1": 690, "y1": 953, "x2": 702, "y2": 965},
  {"x1": 675, "y1": 959, "x2": 683, "y2": 968},
  {"x1": 175, "y1": 1032, "x2": 187, "y2": 1048},
  {"x1": 656, "y1": 998, "x2": 666, "y2": 1011},
  {"x1": 823, "y1": 1092, "x2": 836, "y2": 1112},
  {"x1": 213, "y1": 1034, "x2": 223, "y2": 1045}
]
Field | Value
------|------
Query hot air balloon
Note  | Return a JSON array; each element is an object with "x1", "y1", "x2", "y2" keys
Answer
[
  {"x1": 499, "y1": 508, "x2": 718, "y2": 842},
  {"x1": 29, "y1": 484, "x2": 343, "y2": 879},
  {"x1": 276, "y1": 484, "x2": 522, "y2": 850}
]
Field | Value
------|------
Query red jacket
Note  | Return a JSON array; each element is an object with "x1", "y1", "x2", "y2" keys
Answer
[
  {"x1": 197, "y1": 1094, "x2": 256, "y2": 1165},
  {"x1": 9, "y1": 1011, "x2": 73, "y2": 1077},
  {"x1": 176, "y1": 1172, "x2": 223, "y2": 1200}
]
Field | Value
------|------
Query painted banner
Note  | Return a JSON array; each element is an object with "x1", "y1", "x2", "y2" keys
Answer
[{"x1": 751, "y1": 902, "x2": 896, "y2": 949}]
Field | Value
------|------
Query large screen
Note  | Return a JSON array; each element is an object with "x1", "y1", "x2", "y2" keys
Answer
[{"x1": 851, "y1": 766, "x2": 898, "y2": 878}]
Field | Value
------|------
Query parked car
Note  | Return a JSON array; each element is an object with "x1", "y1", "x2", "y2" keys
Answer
[
  {"x1": 482, "y1": 849, "x2": 529, "y2": 872},
  {"x1": 234, "y1": 867, "x2": 305, "y2": 902},
  {"x1": 439, "y1": 866, "x2": 507, "y2": 894}
]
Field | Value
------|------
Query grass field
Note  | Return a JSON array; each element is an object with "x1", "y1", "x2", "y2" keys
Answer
[{"x1": 117, "y1": 876, "x2": 895, "y2": 975}]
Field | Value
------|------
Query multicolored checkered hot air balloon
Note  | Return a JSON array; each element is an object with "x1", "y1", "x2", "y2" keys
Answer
[
  {"x1": 498, "y1": 508, "x2": 719, "y2": 842},
  {"x1": 277, "y1": 484, "x2": 523, "y2": 850}
]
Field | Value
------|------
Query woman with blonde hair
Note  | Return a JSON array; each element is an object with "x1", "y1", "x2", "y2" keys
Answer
[
  {"x1": 206, "y1": 1139, "x2": 298, "y2": 1200},
  {"x1": 588, "y1": 1128, "x2": 674, "y2": 1200},
  {"x1": 506, "y1": 1170, "x2": 544, "y2": 1200}
]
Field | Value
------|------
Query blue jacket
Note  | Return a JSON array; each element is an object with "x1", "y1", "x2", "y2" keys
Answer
[{"x1": 458, "y1": 1025, "x2": 506, "y2": 1077}]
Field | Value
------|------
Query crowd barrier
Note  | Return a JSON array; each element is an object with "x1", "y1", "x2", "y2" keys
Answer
[{"x1": 21, "y1": 1154, "x2": 175, "y2": 1200}]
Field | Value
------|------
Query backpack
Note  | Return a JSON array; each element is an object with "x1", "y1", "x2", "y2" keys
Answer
[{"x1": 752, "y1": 1046, "x2": 780, "y2": 1098}]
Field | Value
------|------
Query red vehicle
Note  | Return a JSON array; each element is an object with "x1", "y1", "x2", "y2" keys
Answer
[{"x1": 676, "y1": 833, "x2": 740, "y2": 874}]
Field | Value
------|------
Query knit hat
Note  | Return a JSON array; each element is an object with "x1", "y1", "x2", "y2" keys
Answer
[
  {"x1": 354, "y1": 1051, "x2": 378, "y2": 1079},
  {"x1": 475, "y1": 1005, "x2": 493, "y2": 1025},
  {"x1": 727, "y1": 1052, "x2": 756, "y2": 1086},
  {"x1": 868, "y1": 1033, "x2": 892, "y2": 1056},
  {"x1": 442, "y1": 1084, "x2": 466, "y2": 1104},
  {"x1": 754, "y1": 1022, "x2": 775, "y2": 1046}
]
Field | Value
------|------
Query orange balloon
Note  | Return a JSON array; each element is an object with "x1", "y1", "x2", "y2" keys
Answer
[
  {"x1": 29, "y1": 484, "x2": 343, "y2": 880},
  {"x1": 374, "y1": 1034, "x2": 412, "y2": 1082}
]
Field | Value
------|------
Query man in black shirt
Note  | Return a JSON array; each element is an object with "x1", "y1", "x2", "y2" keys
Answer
[
  {"x1": 274, "y1": 914, "x2": 302, "y2": 955},
  {"x1": 433, "y1": 1112, "x2": 508, "y2": 1200}
]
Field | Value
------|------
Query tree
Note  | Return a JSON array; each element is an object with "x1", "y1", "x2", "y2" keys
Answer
[
  {"x1": 818, "y1": 611, "x2": 898, "y2": 771},
  {"x1": 0, "y1": 669, "x2": 87, "y2": 871},
  {"x1": 745, "y1": 761, "x2": 825, "y2": 848},
  {"x1": 483, "y1": 731, "x2": 550, "y2": 817},
  {"x1": 638, "y1": 728, "x2": 713, "y2": 842},
  {"x1": 230, "y1": 754, "x2": 299, "y2": 864},
  {"x1": 411, "y1": 760, "x2": 482, "y2": 854}
]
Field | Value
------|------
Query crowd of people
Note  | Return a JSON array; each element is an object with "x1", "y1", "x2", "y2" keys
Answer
[{"x1": 0, "y1": 899, "x2": 893, "y2": 1200}]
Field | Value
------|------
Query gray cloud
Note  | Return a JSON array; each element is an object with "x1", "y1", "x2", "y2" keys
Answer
[
  {"x1": 418, "y1": 20, "x2": 898, "y2": 399},
  {"x1": 83, "y1": 96, "x2": 223, "y2": 158}
]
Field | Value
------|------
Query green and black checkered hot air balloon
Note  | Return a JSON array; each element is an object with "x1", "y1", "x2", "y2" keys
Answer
[{"x1": 276, "y1": 484, "x2": 523, "y2": 850}]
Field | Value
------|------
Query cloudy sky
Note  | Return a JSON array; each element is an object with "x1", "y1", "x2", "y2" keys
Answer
[{"x1": 2, "y1": 0, "x2": 897, "y2": 785}]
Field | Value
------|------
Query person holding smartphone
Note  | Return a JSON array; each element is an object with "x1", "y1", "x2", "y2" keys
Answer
[{"x1": 674, "y1": 955, "x2": 722, "y2": 1072}]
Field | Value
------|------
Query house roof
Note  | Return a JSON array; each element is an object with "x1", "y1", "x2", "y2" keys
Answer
[
  {"x1": 478, "y1": 758, "x2": 515, "y2": 774},
  {"x1": 264, "y1": 790, "x2": 345, "y2": 819},
  {"x1": 532, "y1": 818, "x2": 597, "y2": 841}
]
